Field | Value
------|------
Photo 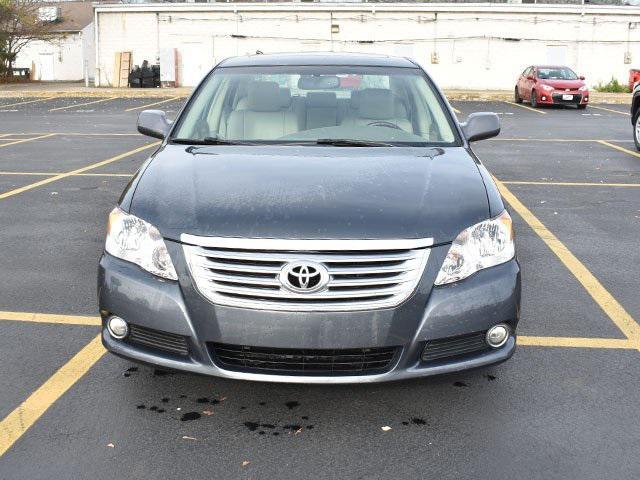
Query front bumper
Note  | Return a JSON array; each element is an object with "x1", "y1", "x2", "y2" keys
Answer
[
  {"x1": 537, "y1": 90, "x2": 589, "y2": 105},
  {"x1": 98, "y1": 244, "x2": 521, "y2": 384}
]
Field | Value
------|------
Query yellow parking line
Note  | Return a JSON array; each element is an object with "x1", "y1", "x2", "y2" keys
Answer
[
  {"x1": 598, "y1": 140, "x2": 640, "y2": 159},
  {"x1": 495, "y1": 179, "x2": 640, "y2": 345},
  {"x1": 518, "y1": 336, "x2": 636, "y2": 349},
  {"x1": 501, "y1": 180, "x2": 640, "y2": 187},
  {"x1": 0, "y1": 133, "x2": 56, "y2": 149},
  {"x1": 0, "y1": 335, "x2": 105, "y2": 457},
  {"x1": 48, "y1": 97, "x2": 118, "y2": 112},
  {"x1": 0, "y1": 97, "x2": 55, "y2": 109},
  {"x1": 451, "y1": 107, "x2": 462, "y2": 115},
  {"x1": 0, "y1": 171, "x2": 57, "y2": 176},
  {"x1": 0, "y1": 133, "x2": 141, "y2": 137},
  {"x1": 503, "y1": 101, "x2": 546, "y2": 114},
  {"x1": 589, "y1": 105, "x2": 630, "y2": 116},
  {"x1": 0, "y1": 311, "x2": 100, "y2": 326},
  {"x1": 125, "y1": 96, "x2": 181, "y2": 112},
  {"x1": 0, "y1": 171, "x2": 132, "y2": 177},
  {"x1": 0, "y1": 142, "x2": 159, "y2": 200}
]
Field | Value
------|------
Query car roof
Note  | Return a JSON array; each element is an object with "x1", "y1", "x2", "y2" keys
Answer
[{"x1": 218, "y1": 52, "x2": 418, "y2": 68}]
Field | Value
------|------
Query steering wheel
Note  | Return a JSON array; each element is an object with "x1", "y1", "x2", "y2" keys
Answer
[{"x1": 367, "y1": 120, "x2": 402, "y2": 130}]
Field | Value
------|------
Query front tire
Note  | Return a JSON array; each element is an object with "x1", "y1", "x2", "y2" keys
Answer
[
  {"x1": 577, "y1": 104, "x2": 587, "y2": 110},
  {"x1": 514, "y1": 87, "x2": 523, "y2": 104},
  {"x1": 633, "y1": 112, "x2": 640, "y2": 151},
  {"x1": 530, "y1": 90, "x2": 538, "y2": 108}
]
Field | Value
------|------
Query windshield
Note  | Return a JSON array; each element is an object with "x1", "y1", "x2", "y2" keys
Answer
[
  {"x1": 537, "y1": 67, "x2": 578, "y2": 80},
  {"x1": 171, "y1": 65, "x2": 458, "y2": 146}
]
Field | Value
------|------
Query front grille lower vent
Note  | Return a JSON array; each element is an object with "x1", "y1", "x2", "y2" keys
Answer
[
  {"x1": 182, "y1": 235, "x2": 432, "y2": 311},
  {"x1": 210, "y1": 343, "x2": 398, "y2": 375},
  {"x1": 126, "y1": 324, "x2": 189, "y2": 356},
  {"x1": 421, "y1": 331, "x2": 489, "y2": 362}
]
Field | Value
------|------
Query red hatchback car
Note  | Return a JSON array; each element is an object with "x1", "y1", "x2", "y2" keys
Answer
[{"x1": 515, "y1": 65, "x2": 589, "y2": 109}]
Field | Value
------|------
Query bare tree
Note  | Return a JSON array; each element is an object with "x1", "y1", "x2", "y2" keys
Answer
[{"x1": 0, "y1": 0, "x2": 55, "y2": 79}]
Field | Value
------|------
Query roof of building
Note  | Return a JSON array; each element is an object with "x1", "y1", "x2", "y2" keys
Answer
[
  {"x1": 219, "y1": 52, "x2": 418, "y2": 68},
  {"x1": 46, "y1": 1, "x2": 93, "y2": 33}
]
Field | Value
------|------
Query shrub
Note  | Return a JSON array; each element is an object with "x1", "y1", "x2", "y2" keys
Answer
[{"x1": 594, "y1": 78, "x2": 630, "y2": 93}]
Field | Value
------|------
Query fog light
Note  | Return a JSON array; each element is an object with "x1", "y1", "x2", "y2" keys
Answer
[
  {"x1": 107, "y1": 315, "x2": 129, "y2": 339},
  {"x1": 486, "y1": 324, "x2": 510, "y2": 348},
  {"x1": 541, "y1": 96, "x2": 547, "y2": 101}
]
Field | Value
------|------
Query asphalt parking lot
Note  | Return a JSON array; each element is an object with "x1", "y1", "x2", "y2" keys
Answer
[{"x1": 0, "y1": 95, "x2": 639, "y2": 479}]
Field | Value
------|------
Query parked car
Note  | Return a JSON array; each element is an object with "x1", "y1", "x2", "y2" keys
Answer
[
  {"x1": 631, "y1": 83, "x2": 640, "y2": 150},
  {"x1": 98, "y1": 52, "x2": 521, "y2": 383},
  {"x1": 628, "y1": 68, "x2": 640, "y2": 91},
  {"x1": 515, "y1": 65, "x2": 589, "y2": 109}
]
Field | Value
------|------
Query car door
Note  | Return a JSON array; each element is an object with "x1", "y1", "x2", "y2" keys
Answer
[
  {"x1": 517, "y1": 67, "x2": 531, "y2": 99},
  {"x1": 523, "y1": 67, "x2": 536, "y2": 100}
]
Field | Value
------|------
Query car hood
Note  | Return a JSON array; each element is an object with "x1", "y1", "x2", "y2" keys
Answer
[
  {"x1": 129, "y1": 144, "x2": 490, "y2": 244},
  {"x1": 540, "y1": 79, "x2": 585, "y2": 90}
]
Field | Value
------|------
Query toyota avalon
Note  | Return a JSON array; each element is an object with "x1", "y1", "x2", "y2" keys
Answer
[{"x1": 98, "y1": 52, "x2": 521, "y2": 383}]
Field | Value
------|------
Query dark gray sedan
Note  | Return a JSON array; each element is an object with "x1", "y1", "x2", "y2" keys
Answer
[{"x1": 98, "y1": 52, "x2": 520, "y2": 383}]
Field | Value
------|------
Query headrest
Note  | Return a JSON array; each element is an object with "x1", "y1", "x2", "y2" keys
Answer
[
  {"x1": 349, "y1": 90, "x2": 361, "y2": 110},
  {"x1": 358, "y1": 89, "x2": 395, "y2": 120},
  {"x1": 307, "y1": 92, "x2": 337, "y2": 108},
  {"x1": 234, "y1": 82, "x2": 248, "y2": 108},
  {"x1": 279, "y1": 87, "x2": 292, "y2": 108},
  {"x1": 247, "y1": 81, "x2": 282, "y2": 111}
]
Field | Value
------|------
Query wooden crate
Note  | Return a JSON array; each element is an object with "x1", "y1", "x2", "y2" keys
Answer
[{"x1": 113, "y1": 52, "x2": 132, "y2": 88}]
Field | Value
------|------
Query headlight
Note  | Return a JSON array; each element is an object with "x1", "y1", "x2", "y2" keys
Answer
[
  {"x1": 579, "y1": 85, "x2": 588, "y2": 91},
  {"x1": 105, "y1": 207, "x2": 178, "y2": 280},
  {"x1": 540, "y1": 84, "x2": 554, "y2": 92},
  {"x1": 434, "y1": 210, "x2": 515, "y2": 286}
]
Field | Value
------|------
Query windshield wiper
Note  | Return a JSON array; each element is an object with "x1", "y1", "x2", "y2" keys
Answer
[
  {"x1": 315, "y1": 138, "x2": 396, "y2": 147},
  {"x1": 171, "y1": 136, "x2": 255, "y2": 146}
]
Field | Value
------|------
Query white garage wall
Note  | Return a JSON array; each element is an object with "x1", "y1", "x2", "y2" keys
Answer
[
  {"x1": 94, "y1": 3, "x2": 640, "y2": 89},
  {"x1": 16, "y1": 33, "x2": 85, "y2": 81}
]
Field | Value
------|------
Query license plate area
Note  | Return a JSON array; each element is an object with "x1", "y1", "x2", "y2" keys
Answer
[{"x1": 562, "y1": 94, "x2": 573, "y2": 101}]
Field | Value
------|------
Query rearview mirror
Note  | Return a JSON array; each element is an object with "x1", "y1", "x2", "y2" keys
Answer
[
  {"x1": 137, "y1": 110, "x2": 171, "y2": 139},
  {"x1": 298, "y1": 75, "x2": 340, "y2": 90},
  {"x1": 461, "y1": 112, "x2": 500, "y2": 143}
]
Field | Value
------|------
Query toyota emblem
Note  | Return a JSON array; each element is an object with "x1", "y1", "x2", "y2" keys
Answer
[{"x1": 280, "y1": 261, "x2": 329, "y2": 293}]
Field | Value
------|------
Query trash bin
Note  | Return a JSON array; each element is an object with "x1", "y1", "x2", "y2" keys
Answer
[{"x1": 128, "y1": 61, "x2": 161, "y2": 88}]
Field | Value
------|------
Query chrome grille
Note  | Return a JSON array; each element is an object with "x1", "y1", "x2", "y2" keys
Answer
[{"x1": 182, "y1": 235, "x2": 432, "y2": 311}]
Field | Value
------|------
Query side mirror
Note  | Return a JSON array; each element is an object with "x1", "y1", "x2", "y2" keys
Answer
[
  {"x1": 579, "y1": 75, "x2": 585, "y2": 80},
  {"x1": 461, "y1": 112, "x2": 501, "y2": 143},
  {"x1": 137, "y1": 110, "x2": 171, "y2": 139}
]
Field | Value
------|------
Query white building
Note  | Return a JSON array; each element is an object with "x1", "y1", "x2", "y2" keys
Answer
[
  {"x1": 16, "y1": 1, "x2": 94, "y2": 82},
  {"x1": 93, "y1": 2, "x2": 640, "y2": 89}
]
